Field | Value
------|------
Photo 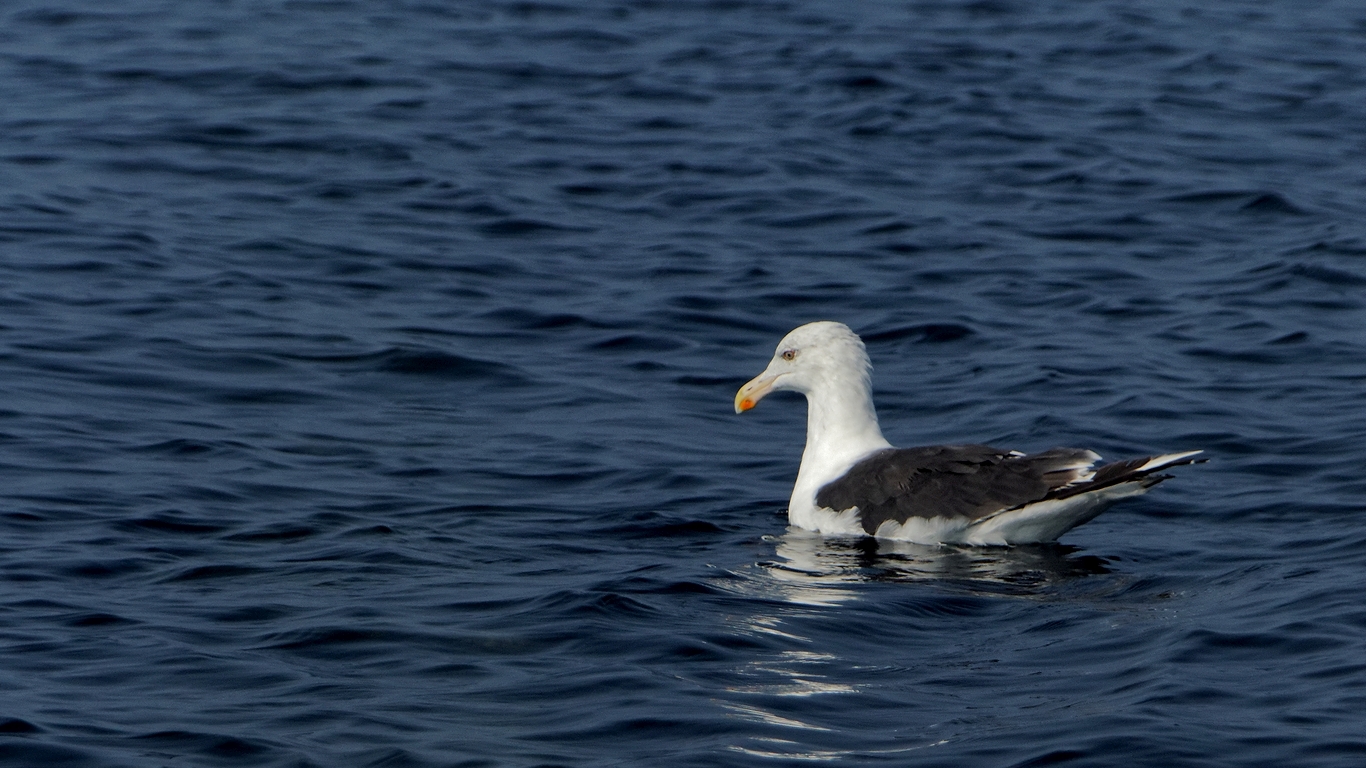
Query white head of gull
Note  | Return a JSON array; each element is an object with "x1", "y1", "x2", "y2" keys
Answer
[{"x1": 735, "y1": 321, "x2": 1202, "y2": 545}]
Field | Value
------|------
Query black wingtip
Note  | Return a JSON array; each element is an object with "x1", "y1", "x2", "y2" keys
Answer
[{"x1": 1052, "y1": 451, "x2": 1204, "y2": 501}]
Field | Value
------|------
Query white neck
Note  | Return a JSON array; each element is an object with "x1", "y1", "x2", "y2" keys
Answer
[{"x1": 788, "y1": 374, "x2": 891, "y2": 521}]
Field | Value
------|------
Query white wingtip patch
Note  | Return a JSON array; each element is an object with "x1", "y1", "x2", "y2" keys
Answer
[
  {"x1": 1136, "y1": 450, "x2": 1204, "y2": 474},
  {"x1": 1056, "y1": 450, "x2": 1103, "y2": 486}
]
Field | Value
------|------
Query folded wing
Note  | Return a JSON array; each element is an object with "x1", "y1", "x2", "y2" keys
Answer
[{"x1": 815, "y1": 445, "x2": 1203, "y2": 537}]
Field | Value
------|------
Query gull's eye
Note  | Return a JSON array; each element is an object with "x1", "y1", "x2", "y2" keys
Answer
[{"x1": 781, "y1": 349, "x2": 797, "y2": 361}]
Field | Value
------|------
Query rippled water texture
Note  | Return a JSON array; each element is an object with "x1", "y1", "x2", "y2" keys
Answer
[{"x1": 3, "y1": 1, "x2": 1366, "y2": 766}]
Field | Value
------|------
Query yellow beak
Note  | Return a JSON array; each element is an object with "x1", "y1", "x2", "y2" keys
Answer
[{"x1": 734, "y1": 373, "x2": 779, "y2": 413}]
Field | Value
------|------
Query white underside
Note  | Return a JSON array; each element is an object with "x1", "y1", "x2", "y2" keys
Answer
[
  {"x1": 792, "y1": 481, "x2": 1152, "y2": 546},
  {"x1": 789, "y1": 503, "x2": 866, "y2": 536}
]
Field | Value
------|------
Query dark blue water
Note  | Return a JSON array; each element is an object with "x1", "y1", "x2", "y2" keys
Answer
[{"x1": 3, "y1": 1, "x2": 1366, "y2": 765}]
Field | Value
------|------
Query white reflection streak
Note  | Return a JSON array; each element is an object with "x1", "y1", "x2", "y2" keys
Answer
[
  {"x1": 730, "y1": 738, "x2": 953, "y2": 761},
  {"x1": 726, "y1": 650, "x2": 857, "y2": 698},
  {"x1": 719, "y1": 702, "x2": 833, "y2": 730}
]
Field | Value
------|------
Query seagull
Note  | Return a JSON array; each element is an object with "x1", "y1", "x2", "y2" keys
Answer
[{"x1": 734, "y1": 321, "x2": 1201, "y2": 545}]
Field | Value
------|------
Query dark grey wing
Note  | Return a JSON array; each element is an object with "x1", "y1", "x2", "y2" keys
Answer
[{"x1": 814, "y1": 445, "x2": 1101, "y2": 536}]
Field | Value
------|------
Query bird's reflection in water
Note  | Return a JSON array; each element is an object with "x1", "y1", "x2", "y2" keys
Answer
[
  {"x1": 760, "y1": 529, "x2": 1112, "y2": 603},
  {"x1": 714, "y1": 530, "x2": 1116, "y2": 760}
]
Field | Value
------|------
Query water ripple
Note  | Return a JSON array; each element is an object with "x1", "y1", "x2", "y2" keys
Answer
[{"x1": 2, "y1": 0, "x2": 1365, "y2": 765}]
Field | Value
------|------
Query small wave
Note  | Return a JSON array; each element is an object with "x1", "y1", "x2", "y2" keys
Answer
[
  {"x1": 479, "y1": 218, "x2": 589, "y2": 236},
  {"x1": 118, "y1": 515, "x2": 226, "y2": 535},
  {"x1": 863, "y1": 323, "x2": 974, "y2": 344},
  {"x1": 0, "y1": 719, "x2": 40, "y2": 734},
  {"x1": 132, "y1": 730, "x2": 267, "y2": 759}
]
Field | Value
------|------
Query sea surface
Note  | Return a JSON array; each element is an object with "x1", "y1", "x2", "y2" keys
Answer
[{"x1": 2, "y1": 1, "x2": 1366, "y2": 766}]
